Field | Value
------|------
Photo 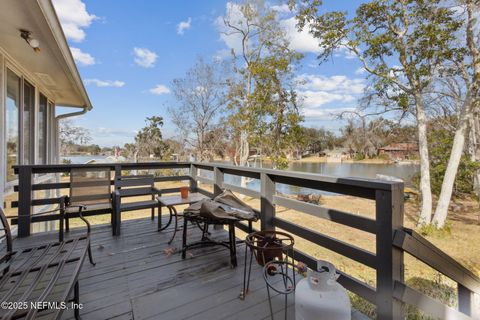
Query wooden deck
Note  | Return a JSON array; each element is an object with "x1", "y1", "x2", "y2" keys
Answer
[{"x1": 14, "y1": 217, "x2": 368, "y2": 320}]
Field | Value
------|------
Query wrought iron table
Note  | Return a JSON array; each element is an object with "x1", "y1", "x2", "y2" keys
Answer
[{"x1": 157, "y1": 193, "x2": 210, "y2": 244}]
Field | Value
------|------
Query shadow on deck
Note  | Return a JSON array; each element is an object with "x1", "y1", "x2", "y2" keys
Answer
[{"x1": 14, "y1": 217, "x2": 367, "y2": 320}]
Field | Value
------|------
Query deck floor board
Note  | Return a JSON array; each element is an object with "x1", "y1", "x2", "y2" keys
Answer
[{"x1": 13, "y1": 217, "x2": 368, "y2": 320}]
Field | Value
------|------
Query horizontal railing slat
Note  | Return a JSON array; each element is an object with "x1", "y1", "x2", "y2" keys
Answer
[
  {"x1": 193, "y1": 164, "x2": 214, "y2": 171},
  {"x1": 393, "y1": 281, "x2": 473, "y2": 320},
  {"x1": 157, "y1": 187, "x2": 182, "y2": 194},
  {"x1": 13, "y1": 175, "x2": 191, "y2": 192},
  {"x1": 195, "y1": 175, "x2": 214, "y2": 185},
  {"x1": 222, "y1": 183, "x2": 261, "y2": 199},
  {"x1": 13, "y1": 162, "x2": 191, "y2": 174},
  {"x1": 220, "y1": 167, "x2": 260, "y2": 180},
  {"x1": 14, "y1": 182, "x2": 71, "y2": 192},
  {"x1": 197, "y1": 187, "x2": 214, "y2": 198},
  {"x1": 154, "y1": 175, "x2": 191, "y2": 182},
  {"x1": 393, "y1": 229, "x2": 480, "y2": 294},
  {"x1": 191, "y1": 162, "x2": 397, "y2": 192},
  {"x1": 272, "y1": 174, "x2": 376, "y2": 199},
  {"x1": 273, "y1": 195, "x2": 376, "y2": 234},
  {"x1": 273, "y1": 217, "x2": 377, "y2": 269}
]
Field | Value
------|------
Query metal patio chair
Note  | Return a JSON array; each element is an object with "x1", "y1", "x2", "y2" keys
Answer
[{"x1": 65, "y1": 167, "x2": 114, "y2": 234}]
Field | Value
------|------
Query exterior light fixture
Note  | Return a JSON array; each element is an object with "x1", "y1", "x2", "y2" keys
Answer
[{"x1": 20, "y1": 29, "x2": 41, "y2": 53}]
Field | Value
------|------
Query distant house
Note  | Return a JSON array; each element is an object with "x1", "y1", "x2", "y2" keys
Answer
[
  {"x1": 378, "y1": 143, "x2": 418, "y2": 160},
  {"x1": 325, "y1": 148, "x2": 351, "y2": 163}
]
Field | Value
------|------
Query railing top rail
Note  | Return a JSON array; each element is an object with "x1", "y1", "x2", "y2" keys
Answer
[
  {"x1": 13, "y1": 161, "x2": 403, "y2": 192},
  {"x1": 13, "y1": 162, "x2": 191, "y2": 174},
  {"x1": 191, "y1": 161, "x2": 403, "y2": 192},
  {"x1": 394, "y1": 228, "x2": 480, "y2": 294}
]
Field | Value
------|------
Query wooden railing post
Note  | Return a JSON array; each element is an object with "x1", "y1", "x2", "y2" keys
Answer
[
  {"x1": 190, "y1": 164, "x2": 198, "y2": 193},
  {"x1": 458, "y1": 284, "x2": 479, "y2": 317},
  {"x1": 260, "y1": 173, "x2": 275, "y2": 231},
  {"x1": 375, "y1": 184, "x2": 405, "y2": 319},
  {"x1": 17, "y1": 166, "x2": 32, "y2": 237},
  {"x1": 213, "y1": 166, "x2": 224, "y2": 197}
]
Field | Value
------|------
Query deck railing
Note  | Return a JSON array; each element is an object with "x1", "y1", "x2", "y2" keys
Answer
[{"x1": 11, "y1": 161, "x2": 480, "y2": 319}]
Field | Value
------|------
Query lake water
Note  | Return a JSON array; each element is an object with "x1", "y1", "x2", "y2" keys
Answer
[
  {"x1": 215, "y1": 161, "x2": 419, "y2": 195},
  {"x1": 62, "y1": 155, "x2": 109, "y2": 164},
  {"x1": 63, "y1": 156, "x2": 419, "y2": 195}
]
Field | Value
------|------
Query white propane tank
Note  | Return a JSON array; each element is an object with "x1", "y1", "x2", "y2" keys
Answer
[{"x1": 295, "y1": 260, "x2": 351, "y2": 320}]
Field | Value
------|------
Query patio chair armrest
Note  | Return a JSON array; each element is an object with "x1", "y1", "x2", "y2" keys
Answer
[
  {"x1": 30, "y1": 195, "x2": 68, "y2": 217},
  {"x1": 77, "y1": 206, "x2": 92, "y2": 234}
]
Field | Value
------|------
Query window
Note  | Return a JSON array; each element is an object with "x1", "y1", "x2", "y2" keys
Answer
[
  {"x1": 38, "y1": 94, "x2": 48, "y2": 164},
  {"x1": 48, "y1": 101, "x2": 56, "y2": 163},
  {"x1": 6, "y1": 69, "x2": 20, "y2": 182},
  {"x1": 23, "y1": 80, "x2": 35, "y2": 164}
]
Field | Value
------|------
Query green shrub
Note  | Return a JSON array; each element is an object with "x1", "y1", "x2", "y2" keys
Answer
[{"x1": 413, "y1": 128, "x2": 479, "y2": 197}]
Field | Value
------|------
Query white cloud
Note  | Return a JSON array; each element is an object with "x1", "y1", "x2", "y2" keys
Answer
[
  {"x1": 334, "y1": 45, "x2": 357, "y2": 60},
  {"x1": 355, "y1": 67, "x2": 366, "y2": 75},
  {"x1": 177, "y1": 17, "x2": 192, "y2": 35},
  {"x1": 52, "y1": 0, "x2": 96, "y2": 42},
  {"x1": 300, "y1": 90, "x2": 355, "y2": 109},
  {"x1": 296, "y1": 74, "x2": 365, "y2": 94},
  {"x1": 133, "y1": 47, "x2": 158, "y2": 68},
  {"x1": 215, "y1": 3, "x2": 249, "y2": 54},
  {"x1": 70, "y1": 47, "x2": 95, "y2": 66},
  {"x1": 271, "y1": 4, "x2": 292, "y2": 13},
  {"x1": 295, "y1": 74, "x2": 365, "y2": 118},
  {"x1": 84, "y1": 79, "x2": 125, "y2": 87},
  {"x1": 281, "y1": 17, "x2": 321, "y2": 54},
  {"x1": 303, "y1": 107, "x2": 356, "y2": 120},
  {"x1": 149, "y1": 84, "x2": 170, "y2": 95}
]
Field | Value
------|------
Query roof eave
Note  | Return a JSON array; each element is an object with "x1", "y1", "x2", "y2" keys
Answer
[{"x1": 36, "y1": 0, "x2": 92, "y2": 110}]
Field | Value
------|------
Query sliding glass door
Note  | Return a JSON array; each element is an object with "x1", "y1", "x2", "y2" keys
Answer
[
  {"x1": 23, "y1": 80, "x2": 35, "y2": 164},
  {"x1": 6, "y1": 69, "x2": 20, "y2": 182},
  {"x1": 38, "y1": 94, "x2": 48, "y2": 164}
]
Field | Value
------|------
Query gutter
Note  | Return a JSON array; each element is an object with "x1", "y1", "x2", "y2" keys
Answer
[{"x1": 55, "y1": 105, "x2": 88, "y2": 120}]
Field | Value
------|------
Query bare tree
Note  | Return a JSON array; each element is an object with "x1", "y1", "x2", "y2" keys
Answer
[
  {"x1": 59, "y1": 119, "x2": 91, "y2": 155},
  {"x1": 431, "y1": 0, "x2": 480, "y2": 227},
  {"x1": 169, "y1": 58, "x2": 229, "y2": 161}
]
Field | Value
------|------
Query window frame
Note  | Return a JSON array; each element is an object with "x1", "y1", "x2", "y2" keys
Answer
[{"x1": 3, "y1": 60, "x2": 56, "y2": 190}]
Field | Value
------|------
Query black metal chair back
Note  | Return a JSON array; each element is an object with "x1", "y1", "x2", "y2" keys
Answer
[
  {"x1": 0, "y1": 207, "x2": 12, "y2": 254},
  {"x1": 114, "y1": 174, "x2": 155, "y2": 198},
  {"x1": 70, "y1": 167, "x2": 112, "y2": 207},
  {"x1": 0, "y1": 207, "x2": 13, "y2": 274}
]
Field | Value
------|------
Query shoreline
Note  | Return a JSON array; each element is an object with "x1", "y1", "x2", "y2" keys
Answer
[{"x1": 291, "y1": 155, "x2": 419, "y2": 165}]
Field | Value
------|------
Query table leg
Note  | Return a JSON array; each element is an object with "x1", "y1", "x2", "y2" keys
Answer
[
  {"x1": 182, "y1": 215, "x2": 188, "y2": 259},
  {"x1": 167, "y1": 206, "x2": 178, "y2": 245},
  {"x1": 158, "y1": 204, "x2": 173, "y2": 232}
]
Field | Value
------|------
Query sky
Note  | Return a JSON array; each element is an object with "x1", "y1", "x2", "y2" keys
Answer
[{"x1": 52, "y1": 0, "x2": 367, "y2": 147}]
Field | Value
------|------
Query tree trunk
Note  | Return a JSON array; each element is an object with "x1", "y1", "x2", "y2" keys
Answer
[
  {"x1": 432, "y1": 96, "x2": 473, "y2": 228},
  {"x1": 470, "y1": 112, "x2": 480, "y2": 198},
  {"x1": 239, "y1": 130, "x2": 249, "y2": 188},
  {"x1": 415, "y1": 96, "x2": 433, "y2": 225}
]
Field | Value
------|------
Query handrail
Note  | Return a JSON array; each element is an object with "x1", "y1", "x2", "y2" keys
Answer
[
  {"x1": 10, "y1": 161, "x2": 480, "y2": 319},
  {"x1": 394, "y1": 228, "x2": 480, "y2": 294}
]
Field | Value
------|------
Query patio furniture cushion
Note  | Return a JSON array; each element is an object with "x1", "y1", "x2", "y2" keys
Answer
[{"x1": 184, "y1": 190, "x2": 257, "y2": 221}]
